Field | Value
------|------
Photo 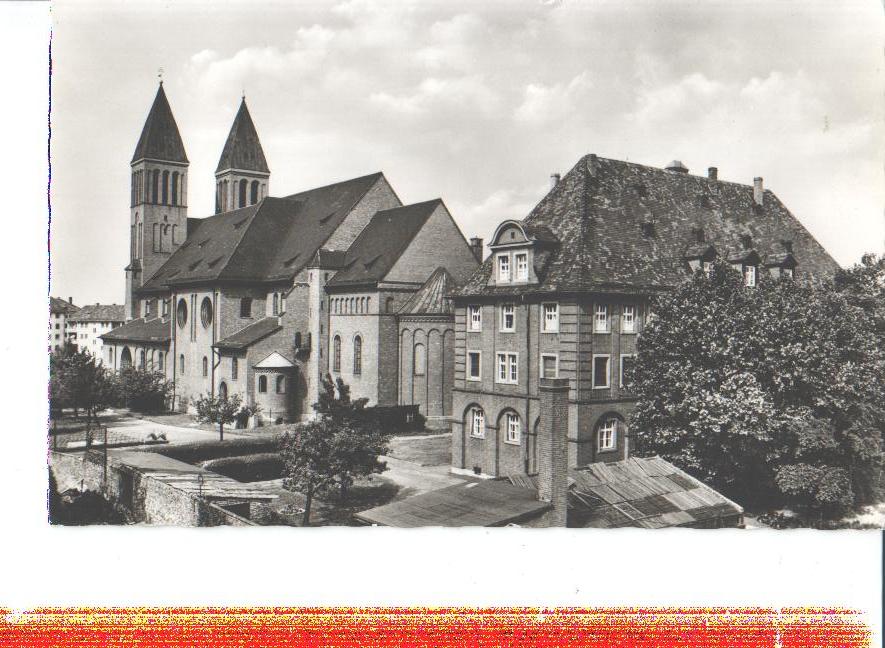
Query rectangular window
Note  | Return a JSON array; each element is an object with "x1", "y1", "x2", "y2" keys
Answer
[
  {"x1": 505, "y1": 413, "x2": 521, "y2": 444},
  {"x1": 272, "y1": 293, "x2": 279, "y2": 316},
  {"x1": 594, "y1": 304, "x2": 609, "y2": 332},
  {"x1": 592, "y1": 355, "x2": 610, "y2": 389},
  {"x1": 515, "y1": 252, "x2": 528, "y2": 281},
  {"x1": 783, "y1": 267, "x2": 794, "y2": 280},
  {"x1": 468, "y1": 305, "x2": 482, "y2": 331},
  {"x1": 542, "y1": 303, "x2": 559, "y2": 332},
  {"x1": 231, "y1": 357, "x2": 238, "y2": 380},
  {"x1": 496, "y1": 352, "x2": 518, "y2": 384},
  {"x1": 541, "y1": 354, "x2": 558, "y2": 379},
  {"x1": 744, "y1": 264, "x2": 756, "y2": 287},
  {"x1": 240, "y1": 297, "x2": 252, "y2": 318},
  {"x1": 622, "y1": 305, "x2": 636, "y2": 333},
  {"x1": 620, "y1": 354, "x2": 635, "y2": 388},
  {"x1": 471, "y1": 408, "x2": 485, "y2": 438},
  {"x1": 501, "y1": 303, "x2": 515, "y2": 332},
  {"x1": 497, "y1": 254, "x2": 510, "y2": 282},
  {"x1": 467, "y1": 351, "x2": 481, "y2": 381},
  {"x1": 598, "y1": 418, "x2": 617, "y2": 451}
]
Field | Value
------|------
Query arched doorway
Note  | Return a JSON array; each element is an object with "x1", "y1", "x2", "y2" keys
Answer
[
  {"x1": 120, "y1": 347, "x2": 132, "y2": 369},
  {"x1": 218, "y1": 382, "x2": 228, "y2": 401}
]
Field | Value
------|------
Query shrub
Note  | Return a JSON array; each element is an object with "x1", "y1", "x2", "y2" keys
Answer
[{"x1": 147, "y1": 435, "x2": 282, "y2": 464}]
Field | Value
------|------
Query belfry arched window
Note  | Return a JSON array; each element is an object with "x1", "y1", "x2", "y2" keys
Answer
[
  {"x1": 151, "y1": 169, "x2": 159, "y2": 203},
  {"x1": 162, "y1": 170, "x2": 169, "y2": 204},
  {"x1": 239, "y1": 179, "x2": 248, "y2": 208},
  {"x1": 171, "y1": 171, "x2": 179, "y2": 205},
  {"x1": 250, "y1": 180, "x2": 259, "y2": 205}
]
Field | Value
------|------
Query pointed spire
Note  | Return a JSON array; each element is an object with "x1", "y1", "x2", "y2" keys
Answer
[
  {"x1": 215, "y1": 97, "x2": 270, "y2": 174},
  {"x1": 131, "y1": 83, "x2": 188, "y2": 164}
]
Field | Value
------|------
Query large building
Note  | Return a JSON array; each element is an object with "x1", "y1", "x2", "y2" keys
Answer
[
  {"x1": 49, "y1": 297, "x2": 79, "y2": 351},
  {"x1": 450, "y1": 154, "x2": 841, "y2": 477},
  {"x1": 103, "y1": 83, "x2": 479, "y2": 421},
  {"x1": 68, "y1": 304, "x2": 125, "y2": 361}
]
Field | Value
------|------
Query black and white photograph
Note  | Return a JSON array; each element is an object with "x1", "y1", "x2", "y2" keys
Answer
[{"x1": 45, "y1": 0, "x2": 884, "y2": 532}]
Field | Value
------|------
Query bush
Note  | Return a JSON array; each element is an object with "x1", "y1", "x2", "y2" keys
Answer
[
  {"x1": 201, "y1": 453, "x2": 283, "y2": 482},
  {"x1": 146, "y1": 435, "x2": 281, "y2": 464},
  {"x1": 118, "y1": 367, "x2": 172, "y2": 413}
]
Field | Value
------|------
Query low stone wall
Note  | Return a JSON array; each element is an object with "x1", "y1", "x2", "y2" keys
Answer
[{"x1": 48, "y1": 450, "x2": 257, "y2": 527}]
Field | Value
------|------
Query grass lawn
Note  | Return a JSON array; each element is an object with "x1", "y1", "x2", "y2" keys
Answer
[{"x1": 386, "y1": 433, "x2": 451, "y2": 466}]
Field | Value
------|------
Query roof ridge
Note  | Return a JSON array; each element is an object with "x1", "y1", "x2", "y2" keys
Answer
[{"x1": 282, "y1": 171, "x2": 384, "y2": 201}]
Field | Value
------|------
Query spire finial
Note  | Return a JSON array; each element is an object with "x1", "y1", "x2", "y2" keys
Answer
[{"x1": 158, "y1": 66, "x2": 164, "y2": 86}]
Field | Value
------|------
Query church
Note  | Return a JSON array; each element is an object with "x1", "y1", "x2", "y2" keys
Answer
[{"x1": 102, "y1": 83, "x2": 480, "y2": 425}]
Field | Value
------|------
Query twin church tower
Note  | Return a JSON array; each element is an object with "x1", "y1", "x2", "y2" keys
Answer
[{"x1": 126, "y1": 82, "x2": 270, "y2": 320}]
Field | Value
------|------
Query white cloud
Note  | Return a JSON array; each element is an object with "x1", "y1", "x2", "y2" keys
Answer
[{"x1": 514, "y1": 71, "x2": 594, "y2": 124}]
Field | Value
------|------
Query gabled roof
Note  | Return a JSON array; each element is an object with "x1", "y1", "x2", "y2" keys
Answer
[
  {"x1": 398, "y1": 267, "x2": 456, "y2": 316},
  {"x1": 138, "y1": 172, "x2": 386, "y2": 293},
  {"x1": 49, "y1": 297, "x2": 79, "y2": 315},
  {"x1": 254, "y1": 351, "x2": 295, "y2": 369},
  {"x1": 100, "y1": 317, "x2": 171, "y2": 344},
  {"x1": 213, "y1": 317, "x2": 281, "y2": 351},
  {"x1": 131, "y1": 84, "x2": 188, "y2": 164},
  {"x1": 215, "y1": 98, "x2": 269, "y2": 174},
  {"x1": 459, "y1": 155, "x2": 840, "y2": 297},
  {"x1": 326, "y1": 199, "x2": 440, "y2": 288},
  {"x1": 67, "y1": 304, "x2": 126, "y2": 323}
]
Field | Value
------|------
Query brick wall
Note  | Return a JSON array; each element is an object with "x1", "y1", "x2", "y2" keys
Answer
[
  {"x1": 398, "y1": 316, "x2": 455, "y2": 420},
  {"x1": 537, "y1": 377, "x2": 569, "y2": 527},
  {"x1": 324, "y1": 176, "x2": 401, "y2": 251}
]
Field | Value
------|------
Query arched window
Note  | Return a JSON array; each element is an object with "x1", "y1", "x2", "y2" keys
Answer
[
  {"x1": 258, "y1": 375, "x2": 267, "y2": 393},
  {"x1": 272, "y1": 293, "x2": 279, "y2": 316},
  {"x1": 161, "y1": 170, "x2": 169, "y2": 204},
  {"x1": 131, "y1": 172, "x2": 136, "y2": 206},
  {"x1": 137, "y1": 223, "x2": 143, "y2": 258},
  {"x1": 413, "y1": 342, "x2": 426, "y2": 376},
  {"x1": 171, "y1": 224, "x2": 178, "y2": 245},
  {"x1": 597, "y1": 417, "x2": 619, "y2": 452},
  {"x1": 386, "y1": 296, "x2": 395, "y2": 313},
  {"x1": 200, "y1": 297, "x2": 213, "y2": 328},
  {"x1": 469, "y1": 406, "x2": 485, "y2": 438},
  {"x1": 222, "y1": 180, "x2": 229, "y2": 212},
  {"x1": 276, "y1": 375, "x2": 286, "y2": 393},
  {"x1": 157, "y1": 352, "x2": 164, "y2": 372},
  {"x1": 231, "y1": 357, "x2": 238, "y2": 380},
  {"x1": 218, "y1": 382, "x2": 228, "y2": 400},
  {"x1": 202, "y1": 356, "x2": 208, "y2": 377},
  {"x1": 176, "y1": 298, "x2": 188, "y2": 328},
  {"x1": 353, "y1": 335, "x2": 362, "y2": 375},
  {"x1": 332, "y1": 335, "x2": 341, "y2": 372},
  {"x1": 171, "y1": 171, "x2": 179, "y2": 205},
  {"x1": 240, "y1": 297, "x2": 252, "y2": 318},
  {"x1": 294, "y1": 332, "x2": 302, "y2": 348},
  {"x1": 239, "y1": 179, "x2": 248, "y2": 208},
  {"x1": 120, "y1": 347, "x2": 132, "y2": 369},
  {"x1": 151, "y1": 169, "x2": 159, "y2": 203},
  {"x1": 139, "y1": 350, "x2": 145, "y2": 369},
  {"x1": 179, "y1": 354, "x2": 185, "y2": 374},
  {"x1": 215, "y1": 182, "x2": 222, "y2": 213},
  {"x1": 250, "y1": 180, "x2": 259, "y2": 205}
]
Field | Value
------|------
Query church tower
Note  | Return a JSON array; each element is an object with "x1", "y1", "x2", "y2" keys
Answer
[
  {"x1": 126, "y1": 82, "x2": 189, "y2": 320},
  {"x1": 215, "y1": 97, "x2": 270, "y2": 213}
]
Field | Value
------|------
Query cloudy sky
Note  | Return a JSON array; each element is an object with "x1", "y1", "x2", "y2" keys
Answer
[{"x1": 50, "y1": 0, "x2": 883, "y2": 305}]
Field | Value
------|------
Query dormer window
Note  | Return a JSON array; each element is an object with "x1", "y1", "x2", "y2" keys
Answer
[
  {"x1": 744, "y1": 264, "x2": 757, "y2": 287},
  {"x1": 515, "y1": 252, "x2": 528, "y2": 281},
  {"x1": 497, "y1": 254, "x2": 510, "y2": 282}
]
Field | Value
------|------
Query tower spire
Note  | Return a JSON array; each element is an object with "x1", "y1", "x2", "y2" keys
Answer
[{"x1": 214, "y1": 97, "x2": 270, "y2": 213}]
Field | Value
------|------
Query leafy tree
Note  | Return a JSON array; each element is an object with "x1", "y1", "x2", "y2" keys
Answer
[
  {"x1": 835, "y1": 253, "x2": 885, "y2": 341},
  {"x1": 314, "y1": 375, "x2": 389, "y2": 498},
  {"x1": 49, "y1": 347, "x2": 119, "y2": 431},
  {"x1": 118, "y1": 367, "x2": 172, "y2": 413},
  {"x1": 193, "y1": 392, "x2": 243, "y2": 441},
  {"x1": 630, "y1": 259, "x2": 884, "y2": 517},
  {"x1": 279, "y1": 420, "x2": 338, "y2": 525}
]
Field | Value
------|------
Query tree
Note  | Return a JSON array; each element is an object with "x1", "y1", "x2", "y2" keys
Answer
[
  {"x1": 49, "y1": 347, "x2": 119, "y2": 431},
  {"x1": 193, "y1": 393, "x2": 243, "y2": 441},
  {"x1": 279, "y1": 420, "x2": 338, "y2": 525},
  {"x1": 118, "y1": 367, "x2": 172, "y2": 413},
  {"x1": 314, "y1": 375, "x2": 389, "y2": 498},
  {"x1": 630, "y1": 259, "x2": 884, "y2": 517},
  {"x1": 835, "y1": 253, "x2": 885, "y2": 342}
]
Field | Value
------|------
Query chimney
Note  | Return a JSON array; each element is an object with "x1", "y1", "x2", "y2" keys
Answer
[
  {"x1": 549, "y1": 173, "x2": 561, "y2": 190},
  {"x1": 469, "y1": 237, "x2": 484, "y2": 262},
  {"x1": 68, "y1": 297, "x2": 73, "y2": 306},
  {"x1": 665, "y1": 160, "x2": 689, "y2": 173},
  {"x1": 753, "y1": 177, "x2": 764, "y2": 206},
  {"x1": 538, "y1": 377, "x2": 570, "y2": 527},
  {"x1": 708, "y1": 167, "x2": 718, "y2": 180}
]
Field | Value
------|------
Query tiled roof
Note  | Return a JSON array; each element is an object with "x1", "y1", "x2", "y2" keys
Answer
[
  {"x1": 213, "y1": 317, "x2": 281, "y2": 351},
  {"x1": 508, "y1": 456, "x2": 744, "y2": 529},
  {"x1": 49, "y1": 297, "x2": 79, "y2": 315},
  {"x1": 215, "y1": 98, "x2": 269, "y2": 174},
  {"x1": 326, "y1": 199, "x2": 440, "y2": 288},
  {"x1": 131, "y1": 84, "x2": 188, "y2": 164},
  {"x1": 67, "y1": 304, "x2": 126, "y2": 323},
  {"x1": 459, "y1": 155, "x2": 840, "y2": 297},
  {"x1": 138, "y1": 172, "x2": 386, "y2": 293},
  {"x1": 398, "y1": 267, "x2": 456, "y2": 316},
  {"x1": 355, "y1": 479, "x2": 551, "y2": 527},
  {"x1": 100, "y1": 317, "x2": 171, "y2": 344}
]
